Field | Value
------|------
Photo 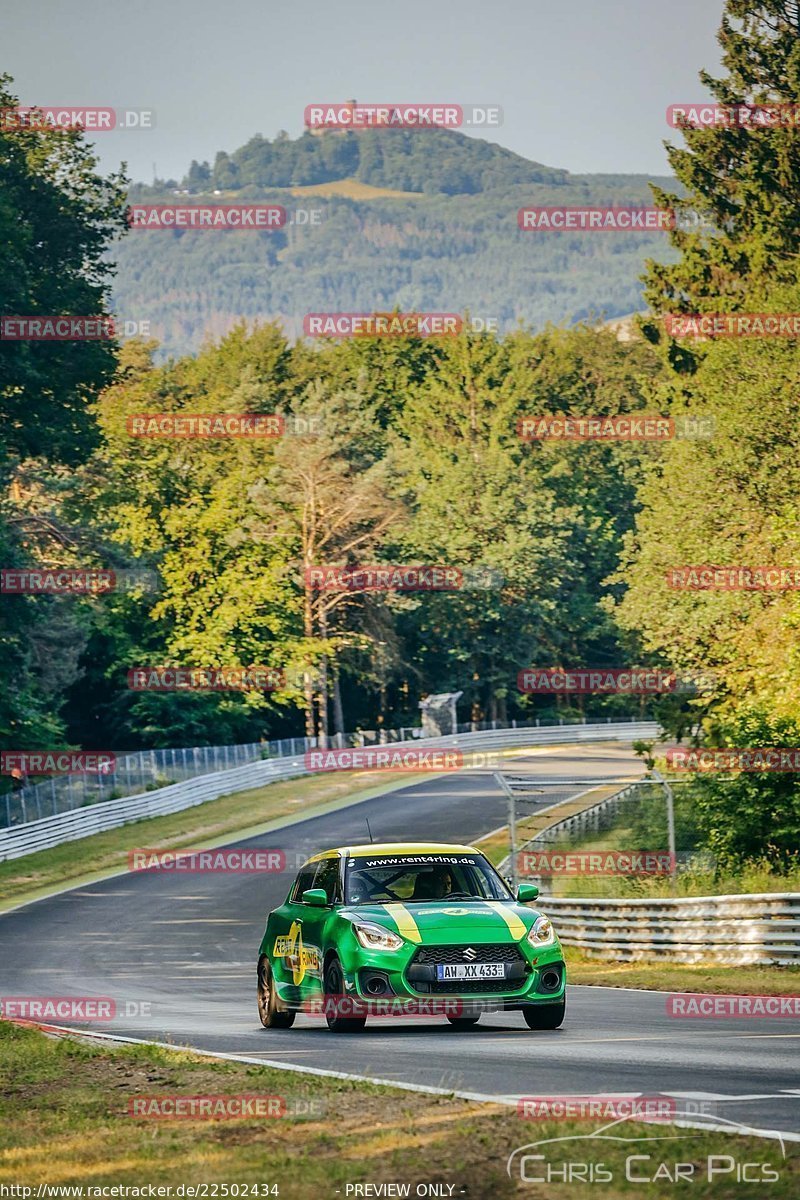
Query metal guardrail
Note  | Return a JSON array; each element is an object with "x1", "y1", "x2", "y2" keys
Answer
[
  {"x1": 542, "y1": 893, "x2": 800, "y2": 966},
  {"x1": 496, "y1": 781, "x2": 641, "y2": 879},
  {"x1": 0, "y1": 719, "x2": 658, "y2": 862}
]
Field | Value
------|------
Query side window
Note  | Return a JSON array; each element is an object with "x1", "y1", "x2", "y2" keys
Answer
[
  {"x1": 290, "y1": 864, "x2": 317, "y2": 903},
  {"x1": 313, "y1": 858, "x2": 341, "y2": 903}
]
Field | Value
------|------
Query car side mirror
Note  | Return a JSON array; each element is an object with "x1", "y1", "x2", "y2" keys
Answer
[
  {"x1": 302, "y1": 887, "x2": 329, "y2": 907},
  {"x1": 517, "y1": 883, "x2": 539, "y2": 902}
]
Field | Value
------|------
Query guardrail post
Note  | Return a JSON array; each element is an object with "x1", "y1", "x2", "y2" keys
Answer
[
  {"x1": 651, "y1": 767, "x2": 677, "y2": 895},
  {"x1": 507, "y1": 786, "x2": 517, "y2": 893}
]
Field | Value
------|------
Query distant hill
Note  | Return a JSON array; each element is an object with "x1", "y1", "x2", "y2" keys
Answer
[{"x1": 116, "y1": 128, "x2": 677, "y2": 358}]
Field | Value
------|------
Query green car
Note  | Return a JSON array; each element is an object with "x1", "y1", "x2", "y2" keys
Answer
[{"x1": 257, "y1": 841, "x2": 566, "y2": 1033}]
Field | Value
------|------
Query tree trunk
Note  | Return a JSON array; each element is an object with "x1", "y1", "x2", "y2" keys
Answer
[
  {"x1": 303, "y1": 576, "x2": 316, "y2": 740},
  {"x1": 332, "y1": 664, "x2": 345, "y2": 738},
  {"x1": 317, "y1": 607, "x2": 330, "y2": 748}
]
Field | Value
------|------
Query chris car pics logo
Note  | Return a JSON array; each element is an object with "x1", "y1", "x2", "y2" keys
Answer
[{"x1": 507, "y1": 1113, "x2": 785, "y2": 1185}]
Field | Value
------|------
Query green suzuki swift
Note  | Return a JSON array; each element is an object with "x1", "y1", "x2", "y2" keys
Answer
[{"x1": 257, "y1": 841, "x2": 566, "y2": 1032}]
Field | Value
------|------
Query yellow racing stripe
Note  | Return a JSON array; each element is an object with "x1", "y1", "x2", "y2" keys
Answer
[
  {"x1": 384, "y1": 903, "x2": 423, "y2": 944},
  {"x1": 484, "y1": 901, "x2": 527, "y2": 939}
]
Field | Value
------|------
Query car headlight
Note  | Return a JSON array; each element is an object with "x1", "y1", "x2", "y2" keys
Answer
[
  {"x1": 526, "y1": 915, "x2": 555, "y2": 946},
  {"x1": 353, "y1": 921, "x2": 404, "y2": 951}
]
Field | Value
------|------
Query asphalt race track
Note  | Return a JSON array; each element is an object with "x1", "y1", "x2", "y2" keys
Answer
[{"x1": 1, "y1": 742, "x2": 798, "y2": 1139}]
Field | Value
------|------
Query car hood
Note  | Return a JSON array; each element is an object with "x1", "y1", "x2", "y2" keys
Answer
[{"x1": 340, "y1": 900, "x2": 536, "y2": 945}]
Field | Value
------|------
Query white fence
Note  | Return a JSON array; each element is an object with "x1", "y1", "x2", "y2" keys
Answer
[
  {"x1": 0, "y1": 719, "x2": 658, "y2": 862},
  {"x1": 542, "y1": 893, "x2": 800, "y2": 966}
]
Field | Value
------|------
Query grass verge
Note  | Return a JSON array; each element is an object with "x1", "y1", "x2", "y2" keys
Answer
[
  {"x1": 565, "y1": 947, "x2": 800, "y2": 994},
  {"x1": 0, "y1": 1021, "x2": 796, "y2": 1198}
]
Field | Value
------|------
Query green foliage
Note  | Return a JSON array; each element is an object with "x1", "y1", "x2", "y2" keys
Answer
[
  {"x1": 644, "y1": 1, "x2": 800, "y2": 320},
  {"x1": 0, "y1": 74, "x2": 128, "y2": 467},
  {"x1": 685, "y1": 707, "x2": 800, "y2": 870}
]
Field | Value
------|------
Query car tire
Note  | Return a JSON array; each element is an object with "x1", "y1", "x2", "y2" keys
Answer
[
  {"x1": 324, "y1": 955, "x2": 367, "y2": 1033},
  {"x1": 446, "y1": 1015, "x2": 480, "y2": 1028},
  {"x1": 257, "y1": 955, "x2": 295, "y2": 1029},
  {"x1": 522, "y1": 998, "x2": 565, "y2": 1030}
]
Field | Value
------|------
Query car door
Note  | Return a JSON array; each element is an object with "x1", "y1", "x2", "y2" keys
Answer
[
  {"x1": 295, "y1": 856, "x2": 341, "y2": 1000},
  {"x1": 269, "y1": 861, "x2": 317, "y2": 1004}
]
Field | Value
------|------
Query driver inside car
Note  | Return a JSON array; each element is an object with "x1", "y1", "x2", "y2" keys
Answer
[{"x1": 411, "y1": 865, "x2": 454, "y2": 900}]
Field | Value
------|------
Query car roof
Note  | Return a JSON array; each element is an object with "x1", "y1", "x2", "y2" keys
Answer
[{"x1": 305, "y1": 841, "x2": 479, "y2": 864}]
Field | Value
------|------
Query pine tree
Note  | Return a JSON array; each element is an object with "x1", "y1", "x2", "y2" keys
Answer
[{"x1": 644, "y1": 1, "x2": 800, "y2": 321}]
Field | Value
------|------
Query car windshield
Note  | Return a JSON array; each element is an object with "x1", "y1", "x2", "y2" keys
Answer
[{"x1": 343, "y1": 853, "x2": 513, "y2": 905}]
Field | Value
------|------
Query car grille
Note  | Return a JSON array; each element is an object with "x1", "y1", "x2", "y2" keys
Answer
[
  {"x1": 409, "y1": 943, "x2": 527, "y2": 994},
  {"x1": 414, "y1": 944, "x2": 523, "y2": 965}
]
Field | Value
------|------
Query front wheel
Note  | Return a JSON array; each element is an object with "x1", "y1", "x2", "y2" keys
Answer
[
  {"x1": 324, "y1": 955, "x2": 366, "y2": 1033},
  {"x1": 522, "y1": 998, "x2": 565, "y2": 1030},
  {"x1": 257, "y1": 955, "x2": 295, "y2": 1029}
]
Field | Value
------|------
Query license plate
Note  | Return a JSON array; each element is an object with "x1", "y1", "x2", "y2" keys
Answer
[{"x1": 435, "y1": 962, "x2": 506, "y2": 981}]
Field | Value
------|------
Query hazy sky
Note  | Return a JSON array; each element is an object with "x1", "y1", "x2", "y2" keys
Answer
[{"x1": 4, "y1": 0, "x2": 723, "y2": 183}]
